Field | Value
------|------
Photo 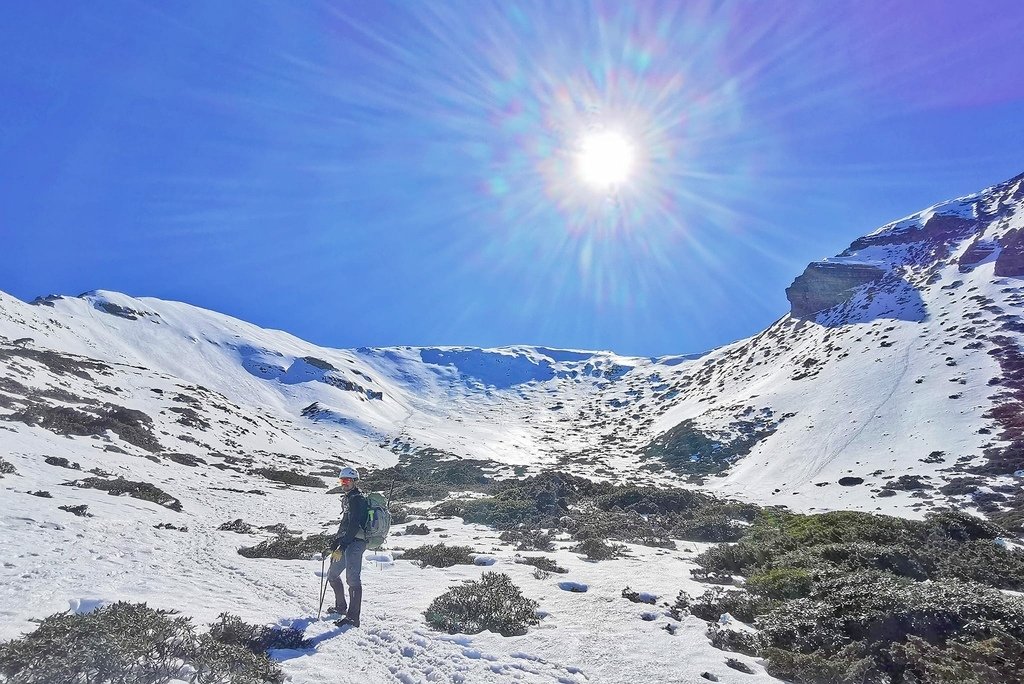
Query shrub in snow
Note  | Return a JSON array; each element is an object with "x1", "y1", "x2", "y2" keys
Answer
[
  {"x1": 404, "y1": 522, "x2": 430, "y2": 535},
  {"x1": 238, "y1": 532, "x2": 332, "y2": 560},
  {"x1": 744, "y1": 567, "x2": 813, "y2": 600},
  {"x1": 513, "y1": 555, "x2": 567, "y2": 574},
  {"x1": 709, "y1": 625, "x2": 760, "y2": 656},
  {"x1": 0, "y1": 457, "x2": 15, "y2": 476},
  {"x1": 696, "y1": 507, "x2": 1024, "y2": 591},
  {"x1": 389, "y1": 504, "x2": 411, "y2": 525},
  {"x1": 499, "y1": 529, "x2": 555, "y2": 551},
  {"x1": 7, "y1": 402, "x2": 162, "y2": 452},
  {"x1": 425, "y1": 572, "x2": 539, "y2": 637},
  {"x1": 690, "y1": 588, "x2": 766, "y2": 624},
  {"x1": 219, "y1": 519, "x2": 257, "y2": 534},
  {"x1": 571, "y1": 537, "x2": 624, "y2": 561},
  {"x1": 434, "y1": 496, "x2": 541, "y2": 529},
  {"x1": 758, "y1": 573, "x2": 1024, "y2": 684},
  {"x1": 206, "y1": 612, "x2": 307, "y2": 654},
  {"x1": 668, "y1": 591, "x2": 691, "y2": 621},
  {"x1": 43, "y1": 456, "x2": 80, "y2": 470},
  {"x1": 400, "y1": 543, "x2": 476, "y2": 568},
  {"x1": 250, "y1": 468, "x2": 326, "y2": 488},
  {"x1": 357, "y1": 449, "x2": 494, "y2": 503},
  {"x1": 621, "y1": 587, "x2": 657, "y2": 605},
  {"x1": 725, "y1": 658, "x2": 755, "y2": 674},
  {"x1": 68, "y1": 476, "x2": 183, "y2": 512},
  {"x1": 58, "y1": 504, "x2": 92, "y2": 518},
  {"x1": 0, "y1": 602, "x2": 299, "y2": 683}
]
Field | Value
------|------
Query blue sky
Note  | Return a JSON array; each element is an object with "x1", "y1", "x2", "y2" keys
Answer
[{"x1": 2, "y1": 1, "x2": 1023, "y2": 357}]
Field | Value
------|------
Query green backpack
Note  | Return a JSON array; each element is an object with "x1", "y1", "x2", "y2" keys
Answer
[{"x1": 363, "y1": 492, "x2": 392, "y2": 550}]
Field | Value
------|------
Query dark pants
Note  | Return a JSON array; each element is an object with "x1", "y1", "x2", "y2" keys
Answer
[{"x1": 327, "y1": 539, "x2": 367, "y2": 622}]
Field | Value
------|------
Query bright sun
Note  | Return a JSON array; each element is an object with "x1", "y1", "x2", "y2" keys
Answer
[{"x1": 575, "y1": 129, "x2": 636, "y2": 190}]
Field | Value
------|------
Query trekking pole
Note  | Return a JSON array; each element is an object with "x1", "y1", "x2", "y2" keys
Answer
[
  {"x1": 386, "y1": 465, "x2": 400, "y2": 507},
  {"x1": 316, "y1": 553, "x2": 328, "y2": 620}
]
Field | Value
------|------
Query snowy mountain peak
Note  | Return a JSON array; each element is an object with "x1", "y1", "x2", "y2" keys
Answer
[{"x1": 786, "y1": 170, "x2": 1024, "y2": 323}]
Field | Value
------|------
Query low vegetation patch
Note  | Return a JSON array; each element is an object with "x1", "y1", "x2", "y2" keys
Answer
[
  {"x1": 0, "y1": 457, "x2": 15, "y2": 476},
  {"x1": 68, "y1": 477, "x2": 183, "y2": 512},
  {"x1": 219, "y1": 519, "x2": 257, "y2": 534},
  {"x1": 238, "y1": 532, "x2": 333, "y2": 560},
  {"x1": 400, "y1": 543, "x2": 476, "y2": 568},
  {"x1": 360, "y1": 447, "x2": 495, "y2": 502},
  {"x1": 58, "y1": 504, "x2": 92, "y2": 517},
  {"x1": 689, "y1": 507, "x2": 1024, "y2": 683},
  {"x1": 251, "y1": 468, "x2": 326, "y2": 488},
  {"x1": 0, "y1": 602, "x2": 304, "y2": 683},
  {"x1": 425, "y1": 572, "x2": 539, "y2": 636},
  {"x1": 571, "y1": 537, "x2": 625, "y2": 561},
  {"x1": 514, "y1": 555, "x2": 568, "y2": 574},
  {"x1": 5, "y1": 401, "x2": 161, "y2": 452}
]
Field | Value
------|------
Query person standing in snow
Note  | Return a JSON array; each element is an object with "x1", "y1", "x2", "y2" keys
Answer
[{"x1": 326, "y1": 466, "x2": 369, "y2": 627}]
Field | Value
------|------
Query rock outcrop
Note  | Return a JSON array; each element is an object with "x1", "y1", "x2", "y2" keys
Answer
[
  {"x1": 785, "y1": 261, "x2": 887, "y2": 319},
  {"x1": 995, "y1": 229, "x2": 1024, "y2": 277}
]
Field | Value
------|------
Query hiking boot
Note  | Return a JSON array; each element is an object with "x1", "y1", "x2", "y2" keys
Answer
[
  {"x1": 325, "y1": 607, "x2": 345, "y2": 616},
  {"x1": 335, "y1": 616, "x2": 360, "y2": 628}
]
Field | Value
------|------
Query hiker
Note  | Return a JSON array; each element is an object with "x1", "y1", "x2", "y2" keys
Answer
[{"x1": 326, "y1": 466, "x2": 369, "y2": 627}]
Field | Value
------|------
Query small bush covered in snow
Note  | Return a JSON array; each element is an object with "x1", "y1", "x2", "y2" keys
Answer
[
  {"x1": 0, "y1": 457, "x2": 15, "y2": 476},
  {"x1": 425, "y1": 572, "x2": 539, "y2": 637},
  {"x1": 0, "y1": 602, "x2": 301, "y2": 683},
  {"x1": 400, "y1": 543, "x2": 476, "y2": 568}
]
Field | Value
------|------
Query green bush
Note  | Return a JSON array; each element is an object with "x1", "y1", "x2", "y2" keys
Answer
[
  {"x1": 690, "y1": 588, "x2": 766, "y2": 624},
  {"x1": 425, "y1": 572, "x2": 539, "y2": 636},
  {"x1": 745, "y1": 568, "x2": 813, "y2": 600},
  {"x1": 0, "y1": 602, "x2": 300, "y2": 684},
  {"x1": 238, "y1": 532, "x2": 333, "y2": 560},
  {"x1": 400, "y1": 543, "x2": 476, "y2": 568},
  {"x1": 403, "y1": 522, "x2": 430, "y2": 535}
]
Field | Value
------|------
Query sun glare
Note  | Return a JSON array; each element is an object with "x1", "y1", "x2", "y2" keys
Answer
[{"x1": 575, "y1": 130, "x2": 636, "y2": 190}]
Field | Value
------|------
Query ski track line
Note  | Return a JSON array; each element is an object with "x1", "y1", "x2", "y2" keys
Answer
[{"x1": 804, "y1": 341, "x2": 912, "y2": 482}]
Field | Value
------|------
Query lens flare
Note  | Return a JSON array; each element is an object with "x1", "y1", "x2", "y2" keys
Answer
[{"x1": 576, "y1": 129, "x2": 636, "y2": 190}]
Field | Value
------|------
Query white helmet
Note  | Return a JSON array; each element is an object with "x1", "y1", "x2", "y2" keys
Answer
[{"x1": 338, "y1": 466, "x2": 360, "y2": 480}]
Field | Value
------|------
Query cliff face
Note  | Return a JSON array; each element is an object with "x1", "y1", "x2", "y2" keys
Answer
[
  {"x1": 786, "y1": 173, "x2": 1024, "y2": 321},
  {"x1": 785, "y1": 261, "x2": 887, "y2": 319}
]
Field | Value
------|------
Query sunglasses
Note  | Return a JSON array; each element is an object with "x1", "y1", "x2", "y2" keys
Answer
[{"x1": 339, "y1": 477, "x2": 354, "y2": 483}]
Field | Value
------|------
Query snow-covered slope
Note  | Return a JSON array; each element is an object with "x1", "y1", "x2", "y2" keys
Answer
[
  {"x1": 4, "y1": 176, "x2": 1024, "y2": 517},
  {"x1": 2, "y1": 171, "x2": 1024, "y2": 682}
]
